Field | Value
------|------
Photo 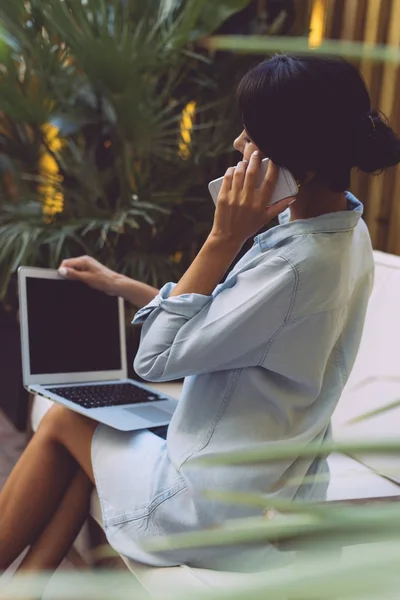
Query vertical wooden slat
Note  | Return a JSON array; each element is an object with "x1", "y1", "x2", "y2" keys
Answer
[
  {"x1": 309, "y1": 0, "x2": 328, "y2": 48},
  {"x1": 312, "y1": 0, "x2": 400, "y2": 253},
  {"x1": 375, "y1": 2, "x2": 400, "y2": 118},
  {"x1": 387, "y1": 68, "x2": 400, "y2": 254},
  {"x1": 352, "y1": 0, "x2": 383, "y2": 214},
  {"x1": 339, "y1": 0, "x2": 366, "y2": 201},
  {"x1": 363, "y1": 0, "x2": 400, "y2": 248},
  {"x1": 341, "y1": 1, "x2": 358, "y2": 40},
  {"x1": 329, "y1": 0, "x2": 346, "y2": 39},
  {"x1": 341, "y1": 0, "x2": 365, "y2": 41},
  {"x1": 324, "y1": 0, "x2": 336, "y2": 38},
  {"x1": 366, "y1": 0, "x2": 393, "y2": 249},
  {"x1": 360, "y1": 0, "x2": 382, "y2": 87}
]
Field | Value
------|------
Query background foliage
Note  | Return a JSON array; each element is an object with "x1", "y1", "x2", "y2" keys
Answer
[{"x1": 0, "y1": 0, "x2": 300, "y2": 305}]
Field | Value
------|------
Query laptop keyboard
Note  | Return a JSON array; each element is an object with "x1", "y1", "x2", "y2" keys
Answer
[{"x1": 47, "y1": 383, "x2": 166, "y2": 410}]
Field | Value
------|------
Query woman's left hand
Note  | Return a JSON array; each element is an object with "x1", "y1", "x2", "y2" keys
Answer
[{"x1": 210, "y1": 151, "x2": 295, "y2": 247}]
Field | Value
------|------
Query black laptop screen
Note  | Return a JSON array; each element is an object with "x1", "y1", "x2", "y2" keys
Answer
[{"x1": 26, "y1": 277, "x2": 122, "y2": 374}]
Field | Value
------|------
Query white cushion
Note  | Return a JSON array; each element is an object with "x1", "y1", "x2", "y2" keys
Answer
[
  {"x1": 333, "y1": 250, "x2": 400, "y2": 424},
  {"x1": 332, "y1": 250, "x2": 400, "y2": 481}
]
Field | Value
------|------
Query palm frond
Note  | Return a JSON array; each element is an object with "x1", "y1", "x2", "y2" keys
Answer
[{"x1": 0, "y1": 0, "x2": 261, "y2": 301}]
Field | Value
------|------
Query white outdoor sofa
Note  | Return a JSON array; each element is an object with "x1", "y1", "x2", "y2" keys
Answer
[{"x1": 30, "y1": 250, "x2": 400, "y2": 597}]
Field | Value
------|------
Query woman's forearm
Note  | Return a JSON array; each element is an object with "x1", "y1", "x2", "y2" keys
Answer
[
  {"x1": 114, "y1": 276, "x2": 159, "y2": 308},
  {"x1": 114, "y1": 233, "x2": 241, "y2": 307},
  {"x1": 170, "y1": 234, "x2": 242, "y2": 298},
  {"x1": 111, "y1": 233, "x2": 239, "y2": 307}
]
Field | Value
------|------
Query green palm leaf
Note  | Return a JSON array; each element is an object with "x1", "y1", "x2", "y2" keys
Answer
[
  {"x1": 0, "y1": 0, "x2": 257, "y2": 302},
  {"x1": 189, "y1": 439, "x2": 400, "y2": 467}
]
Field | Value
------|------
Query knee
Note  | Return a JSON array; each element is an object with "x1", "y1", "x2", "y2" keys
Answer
[{"x1": 38, "y1": 405, "x2": 85, "y2": 442}]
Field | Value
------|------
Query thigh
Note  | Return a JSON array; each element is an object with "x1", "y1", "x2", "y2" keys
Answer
[{"x1": 40, "y1": 405, "x2": 98, "y2": 484}]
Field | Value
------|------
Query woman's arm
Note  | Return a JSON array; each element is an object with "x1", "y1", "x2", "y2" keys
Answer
[
  {"x1": 58, "y1": 256, "x2": 159, "y2": 308},
  {"x1": 170, "y1": 153, "x2": 292, "y2": 298},
  {"x1": 169, "y1": 234, "x2": 242, "y2": 299},
  {"x1": 113, "y1": 276, "x2": 159, "y2": 308},
  {"x1": 133, "y1": 257, "x2": 296, "y2": 381},
  {"x1": 133, "y1": 154, "x2": 297, "y2": 382}
]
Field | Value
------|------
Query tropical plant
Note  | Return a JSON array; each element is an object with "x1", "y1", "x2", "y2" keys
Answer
[{"x1": 0, "y1": 0, "x2": 265, "y2": 304}]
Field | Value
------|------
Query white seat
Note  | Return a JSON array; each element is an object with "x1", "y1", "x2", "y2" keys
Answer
[
  {"x1": 332, "y1": 250, "x2": 400, "y2": 482},
  {"x1": 30, "y1": 250, "x2": 400, "y2": 597}
]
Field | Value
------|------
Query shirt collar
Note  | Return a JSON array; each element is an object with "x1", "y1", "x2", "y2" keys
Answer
[{"x1": 255, "y1": 192, "x2": 364, "y2": 252}]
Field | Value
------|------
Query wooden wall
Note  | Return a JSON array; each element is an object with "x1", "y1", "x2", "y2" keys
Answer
[{"x1": 307, "y1": 0, "x2": 400, "y2": 253}]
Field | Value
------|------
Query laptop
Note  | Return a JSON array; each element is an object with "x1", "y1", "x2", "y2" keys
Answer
[{"x1": 18, "y1": 267, "x2": 178, "y2": 431}]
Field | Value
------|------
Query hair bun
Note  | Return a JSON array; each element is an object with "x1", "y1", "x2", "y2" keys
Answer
[{"x1": 354, "y1": 110, "x2": 400, "y2": 173}]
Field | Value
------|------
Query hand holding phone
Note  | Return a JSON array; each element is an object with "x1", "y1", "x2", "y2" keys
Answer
[
  {"x1": 208, "y1": 154, "x2": 297, "y2": 248},
  {"x1": 208, "y1": 158, "x2": 298, "y2": 206}
]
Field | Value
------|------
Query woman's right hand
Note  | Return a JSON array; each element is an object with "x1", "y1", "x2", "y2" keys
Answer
[
  {"x1": 58, "y1": 256, "x2": 121, "y2": 296},
  {"x1": 210, "y1": 152, "x2": 294, "y2": 247}
]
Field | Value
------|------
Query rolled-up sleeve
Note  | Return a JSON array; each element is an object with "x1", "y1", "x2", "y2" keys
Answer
[{"x1": 133, "y1": 257, "x2": 296, "y2": 382}]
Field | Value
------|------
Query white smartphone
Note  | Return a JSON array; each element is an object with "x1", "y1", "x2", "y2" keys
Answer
[{"x1": 208, "y1": 158, "x2": 298, "y2": 205}]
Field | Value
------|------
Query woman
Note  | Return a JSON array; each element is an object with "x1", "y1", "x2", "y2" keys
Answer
[{"x1": 1, "y1": 54, "x2": 400, "y2": 575}]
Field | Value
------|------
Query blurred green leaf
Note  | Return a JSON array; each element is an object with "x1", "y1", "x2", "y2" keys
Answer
[
  {"x1": 189, "y1": 439, "x2": 400, "y2": 467},
  {"x1": 201, "y1": 35, "x2": 400, "y2": 63},
  {"x1": 1, "y1": 570, "x2": 148, "y2": 600},
  {"x1": 348, "y1": 398, "x2": 400, "y2": 424},
  {"x1": 145, "y1": 502, "x2": 400, "y2": 552},
  {"x1": 4, "y1": 542, "x2": 400, "y2": 599},
  {"x1": 201, "y1": 489, "x2": 331, "y2": 513}
]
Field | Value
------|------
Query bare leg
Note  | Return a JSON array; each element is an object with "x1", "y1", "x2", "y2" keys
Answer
[
  {"x1": 18, "y1": 468, "x2": 93, "y2": 572},
  {"x1": 0, "y1": 406, "x2": 97, "y2": 571}
]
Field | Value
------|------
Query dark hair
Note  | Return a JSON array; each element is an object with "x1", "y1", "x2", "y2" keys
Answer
[{"x1": 237, "y1": 54, "x2": 400, "y2": 191}]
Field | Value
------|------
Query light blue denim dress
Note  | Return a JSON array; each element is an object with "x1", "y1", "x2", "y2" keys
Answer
[{"x1": 92, "y1": 193, "x2": 374, "y2": 571}]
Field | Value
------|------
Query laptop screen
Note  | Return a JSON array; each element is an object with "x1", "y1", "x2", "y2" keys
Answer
[{"x1": 26, "y1": 277, "x2": 122, "y2": 375}]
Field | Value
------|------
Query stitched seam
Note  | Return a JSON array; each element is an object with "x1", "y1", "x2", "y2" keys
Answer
[
  {"x1": 334, "y1": 341, "x2": 346, "y2": 388},
  {"x1": 260, "y1": 304, "x2": 350, "y2": 367},
  {"x1": 259, "y1": 251, "x2": 300, "y2": 365},
  {"x1": 177, "y1": 368, "x2": 243, "y2": 469},
  {"x1": 278, "y1": 255, "x2": 300, "y2": 320},
  {"x1": 104, "y1": 480, "x2": 187, "y2": 527},
  {"x1": 259, "y1": 226, "x2": 356, "y2": 252},
  {"x1": 165, "y1": 253, "x2": 297, "y2": 347},
  {"x1": 284, "y1": 300, "x2": 352, "y2": 323}
]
